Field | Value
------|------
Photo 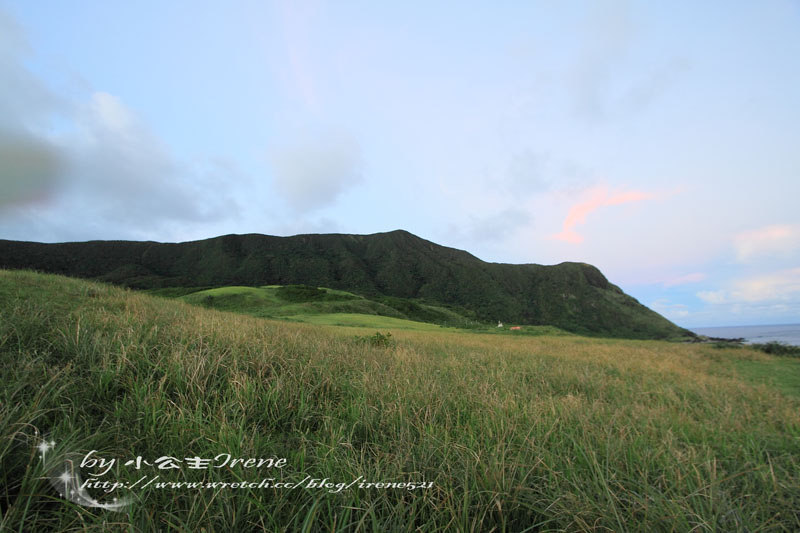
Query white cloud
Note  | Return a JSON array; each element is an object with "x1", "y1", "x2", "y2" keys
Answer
[
  {"x1": 0, "y1": 10, "x2": 242, "y2": 241},
  {"x1": 697, "y1": 268, "x2": 800, "y2": 305},
  {"x1": 696, "y1": 290, "x2": 728, "y2": 305},
  {"x1": 504, "y1": 150, "x2": 552, "y2": 194},
  {"x1": 733, "y1": 268, "x2": 800, "y2": 303},
  {"x1": 0, "y1": 10, "x2": 66, "y2": 210},
  {"x1": 0, "y1": 131, "x2": 63, "y2": 208},
  {"x1": 268, "y1": 129, "x2": 362, "y2": 213},
  {"x1": 568, "y1": 0, "x2": 689, "y2": 122},
  {"x1": 0, "y1": 10, "x2": 63, "y2": 132},
  {"x1": 1, "y1": 88, "x2": 242, "y2": 240},
  {"x1": 663, "y1": 272, "x2": 706, "y2": 287},
  {"x1": 650, "y1": 299, "x2": 689, "y2": 319},
  {"x1": 571, "y1": 0, "x2": 634, "y2": 119},
  {"x1": 59, "y1": 92, "x2": 241, "y2": 230},
  {"x1": 450, "y1": 208, "x2": 531, "y2": 244},
  {"x1": 88, "y1": 92, "x2": 137, "y2": 136}
]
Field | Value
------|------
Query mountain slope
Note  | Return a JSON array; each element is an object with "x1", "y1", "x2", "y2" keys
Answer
[{"x1": 0, "y1": 230, "x2": 691, "y2": 339}]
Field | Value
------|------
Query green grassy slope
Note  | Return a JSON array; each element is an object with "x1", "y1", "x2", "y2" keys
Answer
[
  {"x1": 1, "y1": 270, "x2": 798, "y2": 531},
  {"x1": 284, "y1": 313, "x2": 452, "y2": 330},
  {"x1": 151, "y1": 284, "x2": 482, "y2": 330},
  {"x1": 151, "y1": 284, "x2": 564, "y2": 333},
  {"x1": 179, "y1": 285, "x2": 401, "y2": 318},
  {"x1": 0, "y1": 230, "x2": 692, "y2": 339}
]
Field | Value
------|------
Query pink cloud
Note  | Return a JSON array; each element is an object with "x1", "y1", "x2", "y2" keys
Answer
[
  {"x1": 734, "y1": 224, "x2": 800, "y2": 262},
  {"x1": 552, "y1": 185, "x2": 657, "y2": 244}
]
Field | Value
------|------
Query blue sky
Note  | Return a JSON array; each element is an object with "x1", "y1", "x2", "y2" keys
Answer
[{"x1": 1, "y1": 0, "x2": 799, "y2": 327}]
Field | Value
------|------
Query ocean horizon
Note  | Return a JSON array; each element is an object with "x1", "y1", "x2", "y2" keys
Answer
[{"x1": 689, "y1": 323, "x2": 800, "y2": 346}]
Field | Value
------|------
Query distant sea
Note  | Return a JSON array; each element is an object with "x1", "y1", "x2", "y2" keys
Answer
[{"x1": 689, "y1": 324, "x2": 800, "y2": 346}]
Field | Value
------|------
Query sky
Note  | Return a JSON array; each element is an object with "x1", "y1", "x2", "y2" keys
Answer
[{"x1": 1, "y1": 0, "x2": 799, "y2": 328}]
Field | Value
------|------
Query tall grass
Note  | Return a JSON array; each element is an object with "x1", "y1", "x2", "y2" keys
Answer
[{"x1": 1, "y1": 270, "x2": 798, "y2": 531}]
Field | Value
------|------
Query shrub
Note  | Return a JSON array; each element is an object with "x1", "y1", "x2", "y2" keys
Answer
[
  {"x1": 353, "y1": 332, "x2": 395, "y2": 347},
  {"x1": 276, "y1": 284, "x2": 327, "y2": 302},
  {"x1": 752, "y1": 341, "x2": 800, "y2": 357},
  {"x1": 712, "y1": 341, "x2": 742, "y2": 350}
]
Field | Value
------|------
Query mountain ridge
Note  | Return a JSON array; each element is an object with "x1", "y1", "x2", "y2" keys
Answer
[{"x1": 0, "y1": 229, "x2": 692, "y2": 339}]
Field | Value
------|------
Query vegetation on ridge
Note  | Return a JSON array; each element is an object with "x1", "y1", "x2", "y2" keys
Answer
[{"x1": 0, "y1": 230, "x2": 693, "y2": 340}]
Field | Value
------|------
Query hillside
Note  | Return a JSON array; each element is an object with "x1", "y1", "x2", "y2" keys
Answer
[
  {"x1": 162, "y1": 285, "x2": 479, "y2": 328},
  {"x1": 1, "y1": 270, "x2": 798, "y2": 531},
  {"x1": 0, "y1": 230, "x2": 691, "y2": 339}
]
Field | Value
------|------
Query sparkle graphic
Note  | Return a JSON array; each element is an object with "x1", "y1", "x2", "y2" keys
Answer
[
  {"x1": 37, "y1": 436, "x2": 133, "y2": 512},
  {"x1": 37, "y1": 439, "x2": 55, "y2": 461}
]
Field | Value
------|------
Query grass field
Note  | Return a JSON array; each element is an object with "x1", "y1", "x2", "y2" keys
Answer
[
  {"x1": 1, "y1": 270, "x2": 799, "y2": 531},
  {"x1": 281, "y1": 313, "x2": 455, "y2": 331},
  {"x1": 150, "y1": 285, "x2": 479, "y2": 328},
  {"x1": 152, "y1": 285, "x2": 569, "y2": 335}
]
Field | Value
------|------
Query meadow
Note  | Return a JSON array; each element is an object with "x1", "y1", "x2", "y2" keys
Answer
[
  {"x1": 1, "y1": 270, "x2": 798, "y2": 531},
  {"x1": 148, "y1": 284, "x2": 484, "y2": 331}
]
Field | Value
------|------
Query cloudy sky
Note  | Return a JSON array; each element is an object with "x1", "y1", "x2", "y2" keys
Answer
[{"x1": 1, "y1": 1, "x2": 799, "y2": 327}]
